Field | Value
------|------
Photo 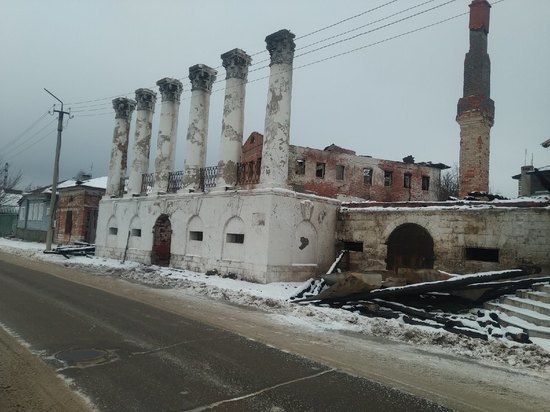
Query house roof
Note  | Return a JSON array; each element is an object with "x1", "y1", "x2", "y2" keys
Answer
[
  {"x1": 43, "y1": 176, "x2": 108, "y2": 193},
  {"x1": 0, "y1": 191, "x2": 22, "y2": 207}
]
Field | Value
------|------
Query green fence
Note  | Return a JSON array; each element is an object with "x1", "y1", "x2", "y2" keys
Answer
[{"x1": 0, "y1": 206, "x2": 18, "y2": 237}]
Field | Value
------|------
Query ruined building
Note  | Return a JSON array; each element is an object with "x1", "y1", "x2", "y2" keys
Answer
[
  {"x1": 95, "y1": 2, "x2": 550, "y2": 282},
  {"x1": 241, "y1": 133, "x2": 448, "y2": 201}
]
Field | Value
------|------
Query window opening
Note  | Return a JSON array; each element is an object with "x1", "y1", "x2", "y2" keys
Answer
[
  {"x1": 108, "y1": 227, "x2": 118, "y2": 235},
  {"x1": 336, "y1": 165, "x2": 345, "y2": 180},
  {"x1": 131, "y1": 228, "x2": 142, "y2": 237},
  {"x1": 189, "y1": 231, "x2": 203, "y2": 241},
  {"x1": 363, "y1": 168, "x2": 373, "y2": 185},
  {"x1": 342, "y1": 241, "x2": 363, "y2": 252},
  {"x1": 465, "y1": 247, "x2": 499, "y2": 262},
  {"x1": 384, "y1": 171, "x2": 393, "y2": 186},
  {"x1": 404, "y1": 173, "x2": 412, "y2": 189},
  {"x1": 295, "y1": 159, "x2": 305, "y2": 175},
  {"x1": 422, "y1": 176, "x2": 430, "y2": 191},
  {"x1": 316, "y1": 163, "x2": 325, "y2": 178},
  {"x1": 226, "y1": 233, "x2": 244, "y2": 244}
]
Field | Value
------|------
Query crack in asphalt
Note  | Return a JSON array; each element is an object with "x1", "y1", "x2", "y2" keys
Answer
[{"x1": 184, "y1": 368, "x2": 336, "y2": 411}]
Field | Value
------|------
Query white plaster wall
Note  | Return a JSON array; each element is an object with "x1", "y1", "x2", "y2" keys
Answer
[{"x1": 96, "y1": 189, "x2": 340, "y2": 283}]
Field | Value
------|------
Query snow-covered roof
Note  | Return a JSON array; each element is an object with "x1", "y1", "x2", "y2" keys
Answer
[
  {"x1": 41, "y1": 176, "x2": 108, "y2": 193},
  {"x1": 0, "y1": 191, "x2": 22, "y2": 207}
]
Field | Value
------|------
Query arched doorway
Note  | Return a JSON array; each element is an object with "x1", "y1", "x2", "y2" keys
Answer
[
  {"x1": 386, "y1": 223, "x2": 434, "y2": 271},
  {"x1": 151, "y1": 214, "x2": 172, "y2": 266}
]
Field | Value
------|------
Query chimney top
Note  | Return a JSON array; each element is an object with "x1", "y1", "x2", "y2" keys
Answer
[{"x1": 469, "y1": 0, "x2": 491, "y2": 34}]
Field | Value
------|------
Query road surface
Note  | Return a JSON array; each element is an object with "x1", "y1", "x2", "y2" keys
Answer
[{"x1": 0, "y1": 253, "x2": 447, "y2": 411}]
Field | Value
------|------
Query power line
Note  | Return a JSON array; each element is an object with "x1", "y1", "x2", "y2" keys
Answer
[
  {"x1": 0, "y1": 110, "x2": 51, "y2": 152},
  {"x1": 2, "y1": 118, "x2": 58, "y2": 158},
  {"x1": 66, "y1": 0, "x2": 402, "y2": 108},
  {"x1": 296, "y1": 0, "x2": 438, "y2": 52},
  {"x1": 296, "y1": 0, "x2": 400, "y2": 40},
  {"x1": 8, "y1": 128, "x2": 58, "y2": 160},
  {"x1": 295, "y1": 0, "x2": 458, "y2": 60}
]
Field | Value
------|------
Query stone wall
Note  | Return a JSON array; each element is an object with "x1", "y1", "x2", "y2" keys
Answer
[{"x1": 337, "y1": 202, "x2": 550, "y2": 275}]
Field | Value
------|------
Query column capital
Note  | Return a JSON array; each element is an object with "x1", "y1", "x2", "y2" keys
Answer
[
  {"x1": 189, "y1": 64, "x2": 217, "y2": 93},
  {"x1": 135, "y1": 88, "x2": 157, "y2": 112},
  {"x1": 156, "y1": 77, "x2": 184, "y2": 102},
  {"x1": 265, "y1": 29, "x2": 295, "y2": 66},
  {"x1": 112, "y1": 97, "x2": 136, "y2": 119},
  {"x1": 221, "y1": 49, "x2": 252, "y2": 81}
]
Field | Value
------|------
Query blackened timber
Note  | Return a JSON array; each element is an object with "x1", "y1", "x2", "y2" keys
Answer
[{"x1": 295, "y1": 268, "x2": 541, "y2": 304}]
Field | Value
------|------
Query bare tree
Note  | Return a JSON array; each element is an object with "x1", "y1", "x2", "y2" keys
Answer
[
  {"x1": 439, "y1": 164, "x2": 459, "y2": 200},
  {"x1": 0, "y1": 160, "x2": 23, "y2": 206}
]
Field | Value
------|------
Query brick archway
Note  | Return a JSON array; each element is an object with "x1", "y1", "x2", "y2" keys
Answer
[
  {"x1": 151, "y1": 214, "x2": 172, "y2": 266},
  {"x1": 386, "y1": 223, "x2": 434, "y2": 272}
]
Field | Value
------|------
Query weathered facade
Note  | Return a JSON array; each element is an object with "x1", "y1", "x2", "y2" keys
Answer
[
  {"x1": 16, "y1": 186, "x2": 52, "y2": 242},
  {"x1": 457, "y1": 0, "x2": 494, "y2": 198},
  {"x1": 54, "y1": 177, "x2": 106, "y2": 245},
  {"x1": 512, "y1": 165, "x2": 550, "y2": 197},
  {"x1": 96, "y1": 29, "x2": 341, "y2": 282},
  {"x1": 337, "y1": 200, "x2": 550, "y2": 277},
  {"x1": 241, "y1": 133, "x2": 446, "y2": 201},
  {"x1": 95, "y1": 2, "x2": 549, "y2": 283}
]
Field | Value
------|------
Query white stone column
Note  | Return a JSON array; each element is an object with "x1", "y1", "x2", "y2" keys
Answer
[
  {"x1": 106, "y1": 97, "x2": 136, "y2": 197},
  {"x1": 259, "y1": 29, "x2": 295, "y2": 188},
  {"x1": 215, "y1": 49, "x2": 251, "y2": 189},
  {"x1": 182, "y1": 64, "x2": 217, "y2": 191},
  {"x1": 153, "y1": 78, "x2": 183, "y2": 194},
  {"x1": 127, "y1": 88, "x2": 156, "y2": 196}
]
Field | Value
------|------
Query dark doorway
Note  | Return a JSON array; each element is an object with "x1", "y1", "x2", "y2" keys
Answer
[
  {"x1": 386, "y1": 223, "x2": 434, "y2": 272},
  {"x1": 151, "y1": 214, "x2": 172, "y2": 266}
]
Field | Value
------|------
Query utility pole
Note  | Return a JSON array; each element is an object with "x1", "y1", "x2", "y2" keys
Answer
[{"x1": 44, "y1": 88, "x2": 70, "y2": 251}]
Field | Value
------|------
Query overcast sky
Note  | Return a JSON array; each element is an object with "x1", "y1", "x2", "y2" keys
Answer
[{"x1": 1, "y1": 0, "x2": 549, "y2": 197}]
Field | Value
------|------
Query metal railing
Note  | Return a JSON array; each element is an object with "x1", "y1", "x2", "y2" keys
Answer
[
  {"x1": 167, "y1": 171, "x2": 184, "y2": 193},
  {"x1": 140, "y1": 173, "x2": 154, "y2": 195},
  {"x1": 133, "y1": 162, "x2": 260, "y2": 195},
  {"x1": 199, "y1": 166, "x2": 218, "y2": 191}
]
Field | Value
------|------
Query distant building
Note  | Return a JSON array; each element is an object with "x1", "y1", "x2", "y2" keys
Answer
[
  {"x1": 241, "y1": 133, "x2": 448, "y2": 201},
  {"x1": 54, "y1": 177, "x2": 106, "y2": 244},
  {"x1": 512, "y1": 165, "x2": 550, "y2": 197},
  {"x1": 16, "y1": 176, "x2": 106, "y2": 244},
  {"x1": 16, "y1": 185, "x2": 52, "y2": 242},
  {"x1": 0, "y1": 189, "x2": 22, "y2": 237}
]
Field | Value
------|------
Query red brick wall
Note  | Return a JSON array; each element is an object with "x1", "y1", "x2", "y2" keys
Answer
[
  {"x1": 55, "y1": 188, "x2": 103, "y2": 244},
  {"x1": 288, "y1": 146, "x2": 443, "y2": 202}
]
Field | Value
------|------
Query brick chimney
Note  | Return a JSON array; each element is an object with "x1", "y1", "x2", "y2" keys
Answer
[{"x1": 456, "y1": 0, "x2": 494, "y2": 198}]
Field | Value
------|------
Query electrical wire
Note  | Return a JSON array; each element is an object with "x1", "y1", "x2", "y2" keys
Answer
[
  {"x1": 0, "y1": 110, "x2": 51, "y2": 152},
  {"x1": 8, "y1": 128, "x2": 58, "y2": 161},
  {"x1": 2, "y1": 118, "x2": 58, "y2": 158},
  {"x1": 66, "y1": 0, "x2": 403, "y2": 108},
  {"x1": 295, "y1": 0, "x2": 458, "y2": 60}
]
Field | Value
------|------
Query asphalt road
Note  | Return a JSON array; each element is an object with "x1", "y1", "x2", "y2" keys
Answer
[{"x1": 0, "y1": 258, "x2": 449, "y2": 411}]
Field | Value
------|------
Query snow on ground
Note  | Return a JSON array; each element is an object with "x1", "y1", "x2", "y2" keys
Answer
[{"x1": 1, "y1": 237, "x2": 550, "y2": 373}]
